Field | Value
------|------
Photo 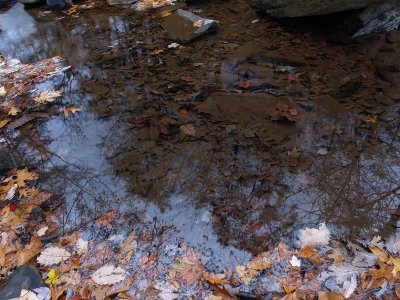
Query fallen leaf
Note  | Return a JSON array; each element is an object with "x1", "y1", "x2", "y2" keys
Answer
[
  {"x1": 194, "y1": 20, "x2": 203, "y2": 28},
  {"x1": 37, "y1": 246, "x2": 71, "y2": 266},
  {"x1": 8, "y1": 106, "x2": 20, "y2": 116},
  {"x1": 236, "y1": 265, "x2": 257, "y2": 285},
  {"x1": 203, "y1": 272, "x2": 229, "y2": 285},
  {"x1": 0, "y1": 244, "x2": 5, "y2": 267},
  {"x1": 91, "y1": 265, "x2": 128, "y2": 285},
  {"x1": 95, "y1": 210, "x2": 119, "y2": 229},
  {"x1": 0, "y1": 118, "x2": 9, "y2": 129},
  {"x1": 34, "y1": 90, "x2": 62, "y2": 104},
  {"x1": 318, "y1": 291, "x2": 345, "y2": 300},
  {"x1": 37, "y1": 226, "x2": 49, "y2": 237},
  {"x1": 180, "y1": 124, "x2": 195, "y2": 137},
  {"x1": 63, "y1": 106, "x2": 80, "y2": 117},
  {"x1": 45, "y1": 269, "x2": 60, "y2": 286},
  {"x1": 0, "y1": 86, "x2": 6, "y2": 97},
  {"x1": 239, "y1": 80, "x2": 251, "y2": 89}
]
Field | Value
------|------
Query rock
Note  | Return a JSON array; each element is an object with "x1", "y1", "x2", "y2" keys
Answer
[
  {"x1": 352, "y1": 0, "x2": 400, "y2": 36},
  {"x1": 0, "y1": 266, "x2": 47, "y2": 300},
  {"x1": 46, "y1": 0, "x2": 72, "y2": 10},
  {"x1": 0, "y1": 152, "x2": 18, "y2": 176},
  {"x1": 107, "y1": 0, "x2": 137, "y2": 6},
  {"x1": 251, "y1": 0, "x2": 388, "y2": 18},
  {"x1": 161, "y1": 9, "x2": 218, "y2": 43},
  {"x1": 18, "y1": 0, "x2": 44, "y2": 4}
]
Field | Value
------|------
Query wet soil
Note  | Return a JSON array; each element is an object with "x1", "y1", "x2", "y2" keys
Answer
[{"x1": 1, "y1": 0, "x2": 400, "y2": 268}]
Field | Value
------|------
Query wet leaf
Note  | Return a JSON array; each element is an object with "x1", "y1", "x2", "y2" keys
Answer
[
  {"x1": 236, "y1": 265, "x2": 257, "y2": 285},
  {"x1": 0, "y1": 118, "x2": 9, "y2": 129},
  {"x1": 180, "y1": 124, "x2": 196, "y2": 136},
  {"x1": 91, "y1": 265, "x2": 128, "y2": 285},
  {"x1": 33, "y1": 90, "x2": 62, "y2": 104},
  {"x1": 0, "y1": 244, "x2": 5, "y2": 267},
  {"x1": 203, "y1": 272, "x2": 229, "y2": 285},
  {"x1": 95, "y1": 210, "x2": 119, "y2": 229},
  {"x1": 370, "y1": 246, "x2": 389, "y2": 263},
  {"x1": 8, "y1": 106, "x2": 20, "y2": 116},
  {"x1": 45, "y1": 269, "x2": 60, "y2": 286},
  {"x1": 63, "y1": 106, "x2": 80, "y2": 117},
  {"x1": 37, "y1": 246, "x2": 71, "y2": 266},
  {"x1": 318, "y1": 291, "x2": 346, "y2": 300}
]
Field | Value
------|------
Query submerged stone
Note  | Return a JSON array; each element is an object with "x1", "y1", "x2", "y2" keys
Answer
[
  {"x1": 108, "y1": 0, "x2": 137, "y2": 6},
  {"x1": 251, "y1": 0, "x2": 388, "y2": 18},
  {"x1": 0, "y1": 266, "x2": 46, "y2": 300},
  {"x1": 162, "y1": 9, "x2": 218, "y2": 43}
]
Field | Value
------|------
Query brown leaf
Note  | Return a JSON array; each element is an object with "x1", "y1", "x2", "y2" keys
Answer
[
  {"x1": 203, "y1": 272, "x2": 229, "y2": 285},
  {"x1": 180, "y1": 124, "x2": 196, "y2": 137},
  {"x1": 119, "y1": 233, "x2": 137, "y2": 265},
  {"x1": 95, "y1": 210, "x2": 119, "y2": 229},
  {"x1": 368, "y1": 261, "x2": 394, "y2": 284},
  {"x1": 317, "y1": 291, "x2": 346, "y2": 300},
  {"x1": 0, "y1": 244, "x2": 5, "y2": 267}
]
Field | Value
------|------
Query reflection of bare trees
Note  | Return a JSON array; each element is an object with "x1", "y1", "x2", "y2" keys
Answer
[{"x1": 4, "y1": 1, "x2": 400, "y2": 255}]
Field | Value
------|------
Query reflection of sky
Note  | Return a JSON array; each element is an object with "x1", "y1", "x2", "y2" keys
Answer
[{"x1": 0, "y1": 3, "x2": 37, "y2": 59}]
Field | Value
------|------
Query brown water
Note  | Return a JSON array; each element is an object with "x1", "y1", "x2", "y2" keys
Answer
[{"x1": 1, "y1": 0, "x2": 400, "y2": 267}]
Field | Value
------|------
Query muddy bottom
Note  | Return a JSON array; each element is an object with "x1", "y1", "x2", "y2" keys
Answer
[{"x1": 1, "y1": 0, "x2": 400, "y2": 268}]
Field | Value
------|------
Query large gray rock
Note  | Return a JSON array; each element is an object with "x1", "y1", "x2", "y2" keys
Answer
[
  {"x1": 252, "y1": 0, "x2": 388, "y2": 18},
  {"x1": 0, "y1": 266, "x2": 47, "y2": 300}
]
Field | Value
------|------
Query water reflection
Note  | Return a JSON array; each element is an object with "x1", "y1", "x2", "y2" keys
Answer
[{"x1": 2, "y1": 0, "x2": 400, "y2": 263}]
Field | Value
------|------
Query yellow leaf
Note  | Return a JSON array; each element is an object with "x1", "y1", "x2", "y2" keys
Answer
[
  {"x1": 8, "y1": 106, "x2": 20, "y2": 116},
  {"x1": 14, "y1": 168, "x2": 38, "y2": 187},
  {"x1": 370, "y1": 246, "x2": 388, "y2": 263},
  {"x1": 46, "y1": 269, "x2": 60, "y2": 286},
  {"x1": 388, "y1": 256, "x2": 400, "y2": 277},
  {"x1": 34, "y1": 90, "x2": 62, "y2": 104},
  {"x1": 0, "y1": 119, "x2": 9, "y2": 129},
  {"x1": 236, "y1": 265, "x2": 257, "y2": 285},
  {"x1": 150, "y1": 48, "x2": 165, "y2": 55},
  {"x1": 63, "y1": 106, "x2": 80, "y2": 117},
  {"x1": 18, "y1": 187, "x2": 39, "y2": 198},
  {"x1": 161, "y1": 11, "x2": 171, "y2": 17}
]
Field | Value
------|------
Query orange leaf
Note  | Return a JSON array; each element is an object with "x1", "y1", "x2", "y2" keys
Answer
[{"x1": 239, "y1": 80, "x2": 251, "y2": 89}]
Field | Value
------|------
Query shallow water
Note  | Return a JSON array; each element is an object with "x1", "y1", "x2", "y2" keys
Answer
[{"x1": 1, "y1": 0, "x2": 400, "y2": 267}]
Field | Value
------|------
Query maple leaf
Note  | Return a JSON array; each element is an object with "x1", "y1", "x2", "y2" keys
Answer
[
  {"x1": 63, "y1": 106, "x2": 80, "y2": 117},
  {"x1": 8, "y1": 106, "x2": 20, "y2": 116},
  {"x1": 13, "y1": 168, "x2": 38, "y2": 187},
  {"x1": 91, "y1": 265, "x2": 128, "y2": 285},
  {"x1": 18, "y1": 187, "x2": 39, "y2": 198},
  {"x1": 33, "y1": 90, "x2": 62, "y2": 104},
  {"x1": 37, "y1": 246, "x2": 71, "y2": 266}
]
